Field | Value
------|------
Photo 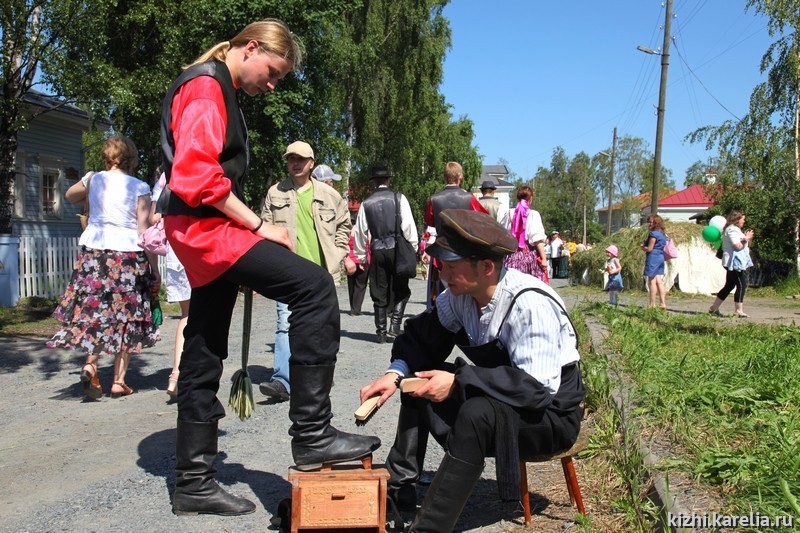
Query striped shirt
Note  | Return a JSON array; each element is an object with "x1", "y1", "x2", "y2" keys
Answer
[{"x1": 389, "y1": 268, "x2": 579, "y2": 395}]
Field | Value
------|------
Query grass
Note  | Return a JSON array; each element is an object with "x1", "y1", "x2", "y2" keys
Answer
[
  {"x1": 0, "y1": 294, "x2": 181, "y2": 338},
  {"x1": 586, "y1": 302, "x2": 800, "y2": 529}
]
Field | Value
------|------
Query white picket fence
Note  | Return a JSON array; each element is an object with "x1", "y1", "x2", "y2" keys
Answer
[{"x1": 17, "y1": 237, "x2": 166, "y2": 300}]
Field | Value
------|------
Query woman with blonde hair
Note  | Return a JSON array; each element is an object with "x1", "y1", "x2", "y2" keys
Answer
[
  {"x1": 48, "y1": 135, "x2": 161, "y2": 399},
  {"x1": 641, "y1": 214, "x2": 667, "y2": 309},
  {"x1": 159, "y1": 19, "x2": 379, "y2": 516}
]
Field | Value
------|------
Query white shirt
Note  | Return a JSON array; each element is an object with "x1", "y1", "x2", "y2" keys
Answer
[
  {"x1": 390, "y1": 268, "x2": 579, "y2": 395},
  {"x1": 151, "y1": 175, "x2": 185, "y2": 271},
  {"x1": 550, "y1": 237, "x2": 563, "y2": 258},
  {"x1": 352, "y1": 185, "x2": 418, "y2": 263},
  {"x1": 79, "y1": 170, "x2": 151, "y2": 252}
]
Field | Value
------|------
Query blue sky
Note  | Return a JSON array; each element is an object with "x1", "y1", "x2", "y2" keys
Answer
[{"x1": 440, "y1": 1, "x2": 777, "y2": 188}]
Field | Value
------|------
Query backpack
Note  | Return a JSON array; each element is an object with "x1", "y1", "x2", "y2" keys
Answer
[{"x1": 663, "y1": 237, "x2": 678, "y2": 261}]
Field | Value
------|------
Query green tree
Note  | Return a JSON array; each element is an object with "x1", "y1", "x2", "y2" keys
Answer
[
  {"x1": 688, "y1": 1, "x2": 800, "y2": 271},
  {"x1": 0, "y1": 0, "x2": 103, "y2": 233}
]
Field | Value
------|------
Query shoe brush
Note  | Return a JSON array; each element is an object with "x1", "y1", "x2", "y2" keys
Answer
[
  {"x1": 355, "y1": 396, "x2": 380, "y2": 426},
  {"x1": 354, "y1": 378, "x2": 431, "y2": 426}
]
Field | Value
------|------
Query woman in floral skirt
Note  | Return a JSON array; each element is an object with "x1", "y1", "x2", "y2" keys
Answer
[{"x1": 47, "y1": 135, "x2": 161, "y2": 399}]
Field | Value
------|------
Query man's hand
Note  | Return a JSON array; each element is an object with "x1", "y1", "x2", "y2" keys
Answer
[
  {"x1": 408, "y1": 370, "x2": 455, "y2": 403},
  {"x1": 257, "y1": 223, "x2": 294, "y2": 252},
  {"x1": 360, "y1": 373, "x2": 399, "y2": 407}
]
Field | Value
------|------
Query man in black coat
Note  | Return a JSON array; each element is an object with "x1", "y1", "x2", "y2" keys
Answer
[{"x1": 360, "y1": 209, "x2": 585, "y2": 532}]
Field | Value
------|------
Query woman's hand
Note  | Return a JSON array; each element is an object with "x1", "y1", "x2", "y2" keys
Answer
[
  {"x1": 257, "y1": 223, "x2": 294, "y2": 252},
  {"x1": 409, "y1": 370, "x2": 455, "y2": 403}
]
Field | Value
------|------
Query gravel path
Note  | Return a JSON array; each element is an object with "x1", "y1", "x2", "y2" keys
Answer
[{"x1": 1, "y1": 276, "x2": 797, "y2": 532}]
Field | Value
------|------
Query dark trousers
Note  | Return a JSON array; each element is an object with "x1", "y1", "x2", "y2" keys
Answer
[
  {"x1": 177, "y1": 240, "x2": 339, "y2": 422},
  {"x1": 368, "y1": 248, "x2": 410, "y2": 308},
  {"x1": 717, "y1": 269, "x2": 748, "y2": 303},
  {"x1": 347, "y1": 266, "x2": 368, "y2": 314},
  {"x1": 394, "y1": 392, "x2": 581, "y2": 467}
]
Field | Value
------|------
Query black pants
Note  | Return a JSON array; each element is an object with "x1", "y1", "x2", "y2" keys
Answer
[
  {"x1": 396, "y1": 392, "x2": 582, "y2": 467},
  {"x1": 717, "y1": 269, "x2": 748, "y2": 304},
  {"x1": 368, "y1": 248, "x2": 410, "y2": 308},
  {"x1": 347, "y1": 266, "x2": 368, "y2": 313},
  {"x1": 177, "y1": 240, "x2": 339, "y2": 422}
]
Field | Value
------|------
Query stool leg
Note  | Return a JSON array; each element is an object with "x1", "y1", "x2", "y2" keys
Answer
[
  {"x1": 519, "y1": 462, "x2": 531, "y2": 526},
  {"x1": 561, "y1": 456, "x2": 586, "y2": 515},
  {"x1": 560, "y1": 457, "x2": 576, "y2": 505}
]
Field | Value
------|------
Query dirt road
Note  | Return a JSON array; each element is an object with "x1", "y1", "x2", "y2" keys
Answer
[{"x1": 1, "y1": 277, "x2": 797, "y2": 532}]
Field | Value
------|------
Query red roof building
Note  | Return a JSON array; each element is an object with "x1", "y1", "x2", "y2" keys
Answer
[{"x1": 657, "y1": 184, "x2": 715, "y2": 222}]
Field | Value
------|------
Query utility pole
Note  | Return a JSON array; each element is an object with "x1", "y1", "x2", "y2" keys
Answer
[
  {"x1": 650, "y1": 0, "x2": 672, "y2": 216},
  {"x1": 606, "y1": 127, "x2": 617, "y2": 236}
]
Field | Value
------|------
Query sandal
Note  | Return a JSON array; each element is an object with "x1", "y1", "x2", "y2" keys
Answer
[
  {"x1": 709, "y1": 309, "x2": 724, "y2": 317},
  {"x1": 735, "y1": 312, "x2": 750, "y2": 318},
  {"x1": 111, "y1": 381, "x2": 135, "y2": 398},
  {"x1": 79, "y1": 363, "x2": 102, "y2": 400},
  {"x1": 167, "y1": 371, "x2": 179, "y2": 399}
]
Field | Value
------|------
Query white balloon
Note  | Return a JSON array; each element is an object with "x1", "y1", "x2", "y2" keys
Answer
[{"x1": 709, "y1": 215, "x2": 726, "y2": 231}]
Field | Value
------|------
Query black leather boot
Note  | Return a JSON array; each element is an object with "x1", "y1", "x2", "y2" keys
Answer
[
  {"x1": 289, "y1": 364, "x2": 381, "y2": 471},
  {"x1": 386, "y1": 404, "x2": 429, "y2": 512},
  {"x1": 374, "y1": 306, "x2": 388, "y2": 343},
  {"x1": 387, "y1": 297, "x2": 409, "y2": 337},
  {"x1": 172, "y1": 420, "x2": 256, "y2": 516},
  {"x1": 407, "y1": 452, "x2": 484, "y2": 532}
]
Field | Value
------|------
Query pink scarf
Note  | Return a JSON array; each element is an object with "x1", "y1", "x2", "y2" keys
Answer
[{"x1": 509, "y1": 199, "x2": 529, "y2": 249}]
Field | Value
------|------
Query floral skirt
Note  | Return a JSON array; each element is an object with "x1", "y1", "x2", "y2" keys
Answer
[
  {"x1": 47, "y1": 247, "x2": 160, "y2": 356},
  {"x1": 504, "y1": 248, "x2": 549, "y2": 284}
]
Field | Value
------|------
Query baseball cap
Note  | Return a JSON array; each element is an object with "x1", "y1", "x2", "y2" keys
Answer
[
  {"x1": 312, "y1": 164, "x2": 342, "y2": 182},
  {"x1": 283, "y1": 141, "x2": 314, "y2": 160}
]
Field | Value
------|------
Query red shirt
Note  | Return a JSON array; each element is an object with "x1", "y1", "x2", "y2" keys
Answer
[{"x1": 164, "y1": 75, "x2": 261, "y2": 287}]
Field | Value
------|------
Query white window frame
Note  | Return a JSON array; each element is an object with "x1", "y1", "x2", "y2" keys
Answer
[{"x1": 38, "y1": 156, "x2": 64, "y2": 219}]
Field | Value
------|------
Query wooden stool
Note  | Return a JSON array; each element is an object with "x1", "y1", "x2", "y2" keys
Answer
[
  {"x1": 519, "y1": 426, "x2": 588, "y2": 526},
  {"x1": 288, "y1": 455, "x2": 390, "y2": 532}
]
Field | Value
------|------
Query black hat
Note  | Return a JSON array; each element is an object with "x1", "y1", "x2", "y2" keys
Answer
[
  {"x1": 479, "y1": 180, "x2": 497, "y2": 190},
  {"x1": 370, "y1": 165, "x2": 393, "y2": 179},
  {"x1": 426, "y1": 209, "x2": 517, "y2": 261}
]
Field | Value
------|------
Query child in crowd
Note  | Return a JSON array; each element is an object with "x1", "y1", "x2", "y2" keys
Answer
[
  {"x1": 605, "y1": 245, "x2": 623, "y2": 306},
  {"x1": 419, "y1": 231, "x2": 430, "y2": 281}
]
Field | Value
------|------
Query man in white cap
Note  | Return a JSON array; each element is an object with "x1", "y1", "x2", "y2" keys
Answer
[
  {"x1": 312, "y1": 164, "x2": 342, "y2": 188},
  {"x1": 258, "y1": 141, "x2": 355, "y2": 401},
  {"x1": 550, "y1": 230, "x2": 564, "y2": 278}
]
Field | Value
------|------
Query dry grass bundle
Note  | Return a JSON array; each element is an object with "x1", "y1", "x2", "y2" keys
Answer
[{"x1": 571, "y1": 222, "x2": 703, "y2": 290}]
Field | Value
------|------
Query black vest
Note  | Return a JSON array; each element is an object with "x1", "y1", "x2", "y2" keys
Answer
[
  {"x1": 430, "y1": 187, "x2": 474, "y2": 231},
  {"x1": 363, "y1": 188, "x2": 398, "y2": 250},
  {"x1": 158, "y1": 60, "x2": 248, "y2": 216}
]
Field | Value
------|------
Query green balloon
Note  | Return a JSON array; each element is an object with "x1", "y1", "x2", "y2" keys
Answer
[
  {"x1": 702, "y1": 225, "x2": 721, "y2": 243},
  {"x1": 713, "y1": 239, "x2": 722, "y2": 250}
]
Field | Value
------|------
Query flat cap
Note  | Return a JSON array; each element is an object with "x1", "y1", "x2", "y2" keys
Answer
[
  {"x1": 283, "y1": 141, "x2": 314, "y2": 160},
  {"x1": 426, "y1": 209, "x2": 517, "y2": 261},
  {"x1": 370, "y1": 165, "x2": 393, "y2": 179},
  {"x1": 479, "y1": 180, "x2": 497, "y2": 190}
]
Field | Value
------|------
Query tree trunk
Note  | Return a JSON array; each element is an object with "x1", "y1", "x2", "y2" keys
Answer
[{"x1": 0, "y1": 112, "x2": 20, "y2": 235}]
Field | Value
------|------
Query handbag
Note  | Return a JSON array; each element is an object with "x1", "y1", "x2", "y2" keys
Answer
[
  {"x1": 139, "y1": 219, "x2": 168, "y2": 256},
  {"x1": 663, "y1": 237, "x2": 678, "y2": 260},
  {"x1": 77, "y1": 172, "x2": 93, "y2": 230},
  {"x1": 394, "y1": 192, "x2": 417, "y2": 278}
]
